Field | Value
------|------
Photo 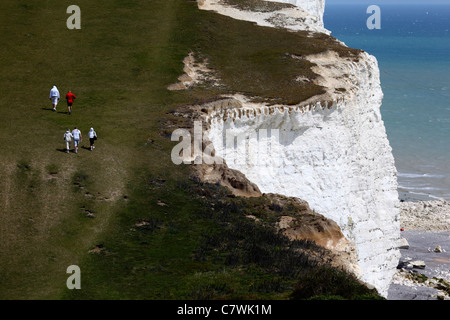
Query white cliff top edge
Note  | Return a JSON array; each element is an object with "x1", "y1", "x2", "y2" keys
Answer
[{"x1": 197, "y1": 0, "x2": 331, "y2": 35}]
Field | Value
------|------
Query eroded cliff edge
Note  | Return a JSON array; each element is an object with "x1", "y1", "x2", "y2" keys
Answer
[{"x1": 169, "y1": 0, "x2": 401, "y2": 297}]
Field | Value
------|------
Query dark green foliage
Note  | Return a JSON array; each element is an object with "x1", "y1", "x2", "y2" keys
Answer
[
  {"x1": 222, "y1": 0, "x2": 295, "y2": 12},
  {"x1": 291, "y1": 266, "x2": 384, "y2": 300},
  {"x1": 195, "y1": 216, "x2": 319, "y2": 276},
  {"x1": 17, "y1": 161, "x2": 31, "y2": 171}
]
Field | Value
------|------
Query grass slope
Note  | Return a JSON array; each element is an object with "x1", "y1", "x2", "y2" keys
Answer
[{"x1": 0, "y1": 0, "x2": 375, "y2": 300}]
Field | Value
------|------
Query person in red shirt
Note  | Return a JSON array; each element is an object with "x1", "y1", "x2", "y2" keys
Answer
[{"x1": 65, "y1": 90, "x2": 76, "y2": 115}]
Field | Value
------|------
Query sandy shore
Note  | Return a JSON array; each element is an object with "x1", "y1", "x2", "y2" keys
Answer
[{"x1": 387, "y1": 199, "x2": 450, "y2": 300}]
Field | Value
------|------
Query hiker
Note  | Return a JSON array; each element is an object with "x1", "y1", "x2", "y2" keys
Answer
[
  {"x1": 63, "y1": 129, "x2": 73, "y2": 153},
  {"x1": 72, "y1": 127, "x2": 82, "y2": 153},
  {"x1": 49, "y1": 85, "x2": 60, "y2": 111},
  {"x1": 88, "y1": 127, "x2": 97, "y2": 151},
  {"x1": 65, "y1": 90, "x2": 76, "y2": 115}
]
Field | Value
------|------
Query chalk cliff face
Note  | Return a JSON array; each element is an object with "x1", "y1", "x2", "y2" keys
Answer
[
  {"x1": 198, "y1": 0, "x2": 330, "y2": 34},
  {"x1": 266, "y1": 0, "x2": 326, "y2": 25},
  {"x1": 195, "y1": 0, "x2": 401, "y2": 297}
]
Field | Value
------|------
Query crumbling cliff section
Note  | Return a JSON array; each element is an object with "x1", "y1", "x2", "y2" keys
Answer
[
  {"x1": 197, "y1": 0, "x2": 330, "y2": 34},
  {"x1": 266, "y1": 0, "x2": 326, "y2": 26},
  {"x1": 202, "y1": 49, "x2": 400, "y2": 296},
  {"x1": 171, "y1": 0, "x2": 401, "y2": 297}
]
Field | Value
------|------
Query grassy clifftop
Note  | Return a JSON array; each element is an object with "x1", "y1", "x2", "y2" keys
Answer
[{"x1": 0, "y1": 0, "x2": 374, "y2": 300}]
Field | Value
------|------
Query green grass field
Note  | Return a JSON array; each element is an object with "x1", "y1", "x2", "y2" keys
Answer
[{"x1": 0, "y1": 0, "x2": 376, "y2": 300}]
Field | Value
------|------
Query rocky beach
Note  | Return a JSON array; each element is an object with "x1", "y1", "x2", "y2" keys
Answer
[{"x1": 388, "y1": 199, "x2": 450, "y2": 300}]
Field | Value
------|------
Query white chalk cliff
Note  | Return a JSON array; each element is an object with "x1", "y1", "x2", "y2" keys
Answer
[
  {"x1": 197, "y1": 0, "x2": 401, "y2": 297},
  {"x1": 266, "y1": 0, "x2": 326, "y2": 25},
  {"x1": 197, "y1": 0, "x2": 330, "y2": 34}
]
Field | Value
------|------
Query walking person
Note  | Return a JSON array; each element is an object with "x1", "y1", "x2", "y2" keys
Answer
[
  {"x1": 65, "y1": 90, "x2": 76, "y2": 115},
  {"x1": 72, "y1": 127, "x2": 82, "y2": 153},
  {"x1": 63, "y1": 129, "x2": 73, "y2": 153},
  {"x1": 88, "y1": 127, "x2": 97, "y2": 151},
  {"x1": 49, "y1": 85, "x2": 60, "y2": 111}
]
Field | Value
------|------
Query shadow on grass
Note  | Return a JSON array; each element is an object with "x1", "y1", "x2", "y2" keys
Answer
[
  {"x1": 41, "y1": 107, "x2": 69, "y2": 115},
  {"x1": 57, "y1": 147, "x2": 91, "y2": 153},
  {"x1": 56, "y1": 148, "x2": 71, "y2": 153}
]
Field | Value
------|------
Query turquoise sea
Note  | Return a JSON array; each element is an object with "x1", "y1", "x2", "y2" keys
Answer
[{"x1": 324, "y1": 3, "x2": 450, "y2": 201}]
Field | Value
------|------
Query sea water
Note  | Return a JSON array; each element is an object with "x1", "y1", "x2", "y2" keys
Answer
[{"x1": 324, "y1": 3, "x2": 450, "y2": 201}]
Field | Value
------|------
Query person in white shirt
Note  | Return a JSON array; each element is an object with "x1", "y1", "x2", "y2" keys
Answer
[
  {"x1": 72, "y1": 127, "x2": 82, "y2": 153},
  {"x1": 63, "y1": 129, "x2": 73, "y2": 153},
  {"x1": 49, "y1": 85, "x2": 60, "y2": 111},
  {"x1": 88, "y1": 127, "x2": 97, "y2": 151}
]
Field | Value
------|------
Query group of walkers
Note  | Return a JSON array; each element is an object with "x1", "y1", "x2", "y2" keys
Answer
[
  {"x1": 63, "y1": 127, "x2": 97, "y2": 154},
  {"x1": 49, "y1": 85, "x2": 76, "y2": 114},
  {"x1": 49, "y1": 85, "x2": 98, "y2": 154}
]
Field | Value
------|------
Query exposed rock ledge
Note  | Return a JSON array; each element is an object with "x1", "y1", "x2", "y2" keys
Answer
[
  {"x1": 169, "y1": 98, "x2": 363, "y2": 287},
  {"x1": 271, "y1": 195, "x2": 361, "y2": 278},
  {"x1": 167, "y1": 102, "x2": 360, "y2": 279}
]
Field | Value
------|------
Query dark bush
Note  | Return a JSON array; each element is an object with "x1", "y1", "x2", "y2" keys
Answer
[
  {"x1": 268, "y1": 203, "x2": 283, "y2": 212},
  {"x1": 290, "y1": 266, "x2": 383, "y2": 300}
]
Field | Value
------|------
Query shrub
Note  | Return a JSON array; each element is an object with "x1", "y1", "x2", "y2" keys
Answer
[{"x1": 290, "y1": 266, "x2": 383, "y2": 300}]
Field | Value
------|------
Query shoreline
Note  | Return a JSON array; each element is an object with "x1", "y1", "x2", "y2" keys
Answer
[
  {"x1": 398, "y1": 198, "x2": 450, "y2": 232},
  {"x1": 388, "y1": 198, "x2": 450, "y2": 300},
  {"x1": 398, "y1": 187, "x2": 450, "y2": 203}
]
